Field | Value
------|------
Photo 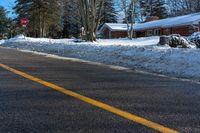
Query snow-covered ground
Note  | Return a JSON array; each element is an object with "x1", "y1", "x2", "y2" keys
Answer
[
  {"x1": 0, "y1": 39, "x2": 5, "y2": 44},
  {"x1": 1, "y1": 35, "x2": 200, "y2": 81}
]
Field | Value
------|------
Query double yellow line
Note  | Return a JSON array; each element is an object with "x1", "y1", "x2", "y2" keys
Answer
[{"x1": 0, "y1": 63, "x2": 179, "y2": 133}]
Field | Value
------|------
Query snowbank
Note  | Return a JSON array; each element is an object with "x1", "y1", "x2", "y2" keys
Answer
[
  {"x1": 0, "y1": 39, "x2": 5, "y2": 45},
  {"x1": 188, "y1": 32, "x2": 200, "y2": 48},
  {"x1": 1, "y1": 35, "x2": 200, "y2": 81},
  {"x1": 168, "y1": 34, "x2": 196, "y2": 48}
]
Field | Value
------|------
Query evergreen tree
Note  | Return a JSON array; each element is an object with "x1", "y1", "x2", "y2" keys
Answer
[
  {"x1": 139, "y1": 0, "x2": 148, "y2": 18},
  {"x1": 151, "y1": 0, "x2": 168, "y2": 19},
  {"x1": 62, "y1": 0, "x2": 81, "y2": 38},
  {"x1": 14, "y1": 0, "x2": 61, "y2": 38},
  {"x1": 6, "y1": 18, "x2": 17, "y2": 38},
  {"x1": 140, "y1": 0, "x2": 168, "y2": 20},
  {"x1": 0, "y1": 6, "x2": 8, "y2": 37},
  {"x1": 0, "y1": 6, "x2": 15, "y2": 38},
  {"x1": 100, "y1": 0, "x2": 118, "y2": 26}
]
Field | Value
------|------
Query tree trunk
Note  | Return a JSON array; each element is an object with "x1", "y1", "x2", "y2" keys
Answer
[
  {"x1": 130, "y1": 0, "x2": 135, "y2": 40},
  {"x1": 121, "y1": 0, "x2": 137, "y2": 40},
  {"x1": 79, "y1": 0, "x2": 104, "y2": 42}
]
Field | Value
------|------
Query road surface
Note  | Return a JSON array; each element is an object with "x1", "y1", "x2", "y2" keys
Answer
[{"x1": 0, "y1": 47, "x2": 200, "y2": 133}]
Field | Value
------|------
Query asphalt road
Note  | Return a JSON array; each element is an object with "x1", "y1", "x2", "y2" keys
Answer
[{"x1": 0, "y1": 47, "x2": 200, "y2": 133}]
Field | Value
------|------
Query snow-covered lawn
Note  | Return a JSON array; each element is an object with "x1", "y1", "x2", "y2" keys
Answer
[
  {"x1": 0, "y1": 39, "x2": 5, "y2": 45},
  {"x1": 1, "y1": 35, "x2": 200, "y2": 81}
]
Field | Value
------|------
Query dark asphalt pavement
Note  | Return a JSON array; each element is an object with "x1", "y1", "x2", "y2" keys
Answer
[{"x1": 1, "y1": 47, "x2": 200, "y2": 133}]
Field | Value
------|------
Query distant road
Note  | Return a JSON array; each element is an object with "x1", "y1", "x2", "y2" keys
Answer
[{"x1": 0, "y1": 47, "x2": 200, "y2": 133}]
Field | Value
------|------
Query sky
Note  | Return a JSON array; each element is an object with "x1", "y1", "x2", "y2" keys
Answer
[{"x1": 0, "y1": 0, "x2": 16, "y2": 18}]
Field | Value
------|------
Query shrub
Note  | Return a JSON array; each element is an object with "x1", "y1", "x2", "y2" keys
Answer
[
  {"x1": 188, "y1": 32, "x2": 200, "y2": 48},
  {"x1": 169, "y1": 34, "x2": 191, "y2": 48}
]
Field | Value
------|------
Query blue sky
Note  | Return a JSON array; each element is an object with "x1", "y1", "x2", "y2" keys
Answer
[{"x1": 0, "y1": 0, "x2": 16, "y2": 17}]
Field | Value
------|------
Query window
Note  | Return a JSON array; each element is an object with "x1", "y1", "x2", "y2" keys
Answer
[
  {"x1": 147, "y1": 30, "x2": 153, "y2": 36},
  {"x1": 154, "y1": 29, "x2": 161, "y2": 36}
]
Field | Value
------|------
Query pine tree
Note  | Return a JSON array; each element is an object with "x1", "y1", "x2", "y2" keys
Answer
[
  {"x1": 0, "y1": 6, "x2": 14, "y2": 38},
  {"x1": 100, "y1": 0, "x2": 118, "y2": 26},
  {"x1": 0, "y1": 6, "x2": 8, "y2": 37},
  {"x1": 139, "y1": 0, "x2": 148, "y2": 19},
  {"x1": 14, "y1": 0, "x2": 61, "y2": 38},
  {"x1": 62, "y1": 0, "x2": 81, "y2": 38},
  {"x1": 140, "y1": 0, "x2": 168, "y2": 20},
  {"x1": 151, "y1": 0, "x2": 168, "y2": 19}
]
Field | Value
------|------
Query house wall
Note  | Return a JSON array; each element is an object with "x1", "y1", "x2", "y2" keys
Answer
[
  {"x1": 102, "y1": 22, "x2": 200, "y2": 39},
  {"x1": 162, "y1": 28, "x2": 172, "y2": 35},
  {"x1": 135, "y1": 31, "x2": 146, "y2": 37},
  {"x1": 171, "y1": 26, "x2": 190, "y2": 36},
  {"x1": 199, "y1": 22, "x2": 200, "y2": 29},
  {"x1": 142, "y1": 25, "x2": 199, "y2": 37},
  {"x1": 102, "y1": 27, "x2": 127, "y2": 39},
  {"x1": 162, "y1": 25, "x2": 199, "y2": 36},
  {"x1": 111, "y1": 31, "x2": 127, "y2": 38},
  {"x1": 103, "y1": 28, "x2": 110, "y2": 39}
]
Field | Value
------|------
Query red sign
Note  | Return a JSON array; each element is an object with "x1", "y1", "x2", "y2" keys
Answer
[{"x1": 20, "y1": 18, "x2": 29, "y2": 26}]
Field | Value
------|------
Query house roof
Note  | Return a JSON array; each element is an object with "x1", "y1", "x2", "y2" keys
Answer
[
  {"x1": 99, "y1": 12, "x2": 200, "y2": 33},
  {"x1": 134, "y1": 12, "x2": 200, "y2": 30},
  {"x1": 99, "y1": 23, "x2": 128, "y2": 32}
]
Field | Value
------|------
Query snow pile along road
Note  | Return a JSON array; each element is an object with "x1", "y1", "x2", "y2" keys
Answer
[
  {"x1": 0, "y1": 39, "x2": 5, "y2": 45},
  {"x1": 1, "y1": 35, "x2": 200, "y2": 81}
]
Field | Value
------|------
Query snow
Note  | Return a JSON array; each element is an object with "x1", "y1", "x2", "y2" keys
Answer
[
  {"x1": 99, "y1": 23, "x2": 128, "y2": 32},
  {"x1": 188, "y1": 32, "x2": 200, "y2": 47},
  {"x1": 1, "y1": 35, "x2": 200, "y2": 81},
  {"x1": 134, "y1": 13, "x2": 200, "y2": 30},
  {"x1": 0, "y1": 40, "x2": 5, "y2": 45}
]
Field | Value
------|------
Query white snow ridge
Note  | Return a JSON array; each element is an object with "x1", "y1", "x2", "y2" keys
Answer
[{"x1": 1, "y1": 35, "x2": 200, "y2": 81}]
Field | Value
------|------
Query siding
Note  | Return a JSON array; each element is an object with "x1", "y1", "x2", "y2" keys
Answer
[
  {"x1": 171, "y1": 26, "x2": 189, "y2": 36},
  {"x1": 102, "y1": 21, "x2": 200, "y2": 38},
  {"x1": 111, "y1": 31, "x2": 127, "y2": 38},
  {"x1": 103, "y1": 28, "x2": 110, "y2": 39}
]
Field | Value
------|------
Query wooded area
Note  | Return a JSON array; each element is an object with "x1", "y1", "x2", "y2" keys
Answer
[{"x1": 1, "y1": 0, "x2": 200, "y2": 41}]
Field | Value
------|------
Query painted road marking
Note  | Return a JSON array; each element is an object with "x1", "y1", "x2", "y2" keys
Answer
[{"x1": 0, "y1": 63, "x2": 179, "y2": 133}]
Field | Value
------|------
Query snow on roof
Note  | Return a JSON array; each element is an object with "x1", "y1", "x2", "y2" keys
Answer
[
  {"x1": 134, "y1": 12, "x2": 200, "y2": 30},
  {"x1": 100, "y1": 13, "x2": 200, "y2": 33},
  {"x1": 99, "y1": 23, "x2": 128, "y2": 33}
]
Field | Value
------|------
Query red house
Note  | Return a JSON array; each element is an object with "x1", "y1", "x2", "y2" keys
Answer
[
  {"x1": 99, "y1": 13, "x2": 200, "y2": 39},
  {"x1": 98, "y1": 23, "x2": 128, "y2": 39}
]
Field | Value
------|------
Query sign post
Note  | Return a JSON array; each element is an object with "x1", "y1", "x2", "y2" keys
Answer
[{"x1": 20, "y1": 18, "x2": 29, "y2": 36}]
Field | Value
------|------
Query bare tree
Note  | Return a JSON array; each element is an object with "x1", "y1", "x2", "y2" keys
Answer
[
  {"x1": 78, "y1": 0, "x2": 104, "y2": 41},
  {"x1": 120, "y1": 0, "x2": 137, "y2": 40}
]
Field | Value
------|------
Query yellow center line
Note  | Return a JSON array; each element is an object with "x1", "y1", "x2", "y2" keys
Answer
[{"x1": 0, "y1": 63, "x2": 179, "y2": 133}]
